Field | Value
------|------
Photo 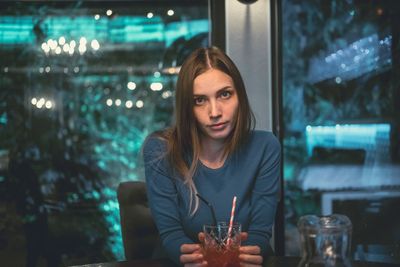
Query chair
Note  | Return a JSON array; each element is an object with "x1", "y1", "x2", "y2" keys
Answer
[{"x1": 117, "y1": 181, "x2": 159, "y2": 260}]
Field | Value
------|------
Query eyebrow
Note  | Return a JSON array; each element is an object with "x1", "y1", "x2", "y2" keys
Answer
[{"x1": 193, "y1": 86, "x2": 233, "y2": 97}]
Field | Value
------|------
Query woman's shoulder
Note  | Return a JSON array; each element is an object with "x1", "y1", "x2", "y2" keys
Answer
[
  {"x1": 249, "y1": 130, "x2": 280, "y2": 147},
  {"x1": 142, "y1": 130, "x2": 168, "y2": 154},
  {"x1": 244, "y1": 130, "x2": 281, "y2": 156},
  {"x1": 242, "y1": 130, "x2": 281, "y2": 164}
]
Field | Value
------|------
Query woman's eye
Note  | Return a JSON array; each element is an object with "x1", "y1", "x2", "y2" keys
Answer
[
  {"x1": 220, "y1": 91, "x2": 232, "y2": 99},
  {"x1": 194, "y1": 97, "x2": 205, "y2": 105}
]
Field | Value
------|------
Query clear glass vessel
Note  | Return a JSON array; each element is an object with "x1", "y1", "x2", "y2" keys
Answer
[{"x1": 298, "y1": 214, "x2": 352, "y2": 267}]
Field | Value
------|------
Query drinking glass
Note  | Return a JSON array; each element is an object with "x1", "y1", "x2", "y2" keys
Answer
[
  {"x1": 298, "y1": 214, "x2": 352, "y2": 267},
  {"x1": 202, "y1": 222, "x2": 241, "y2": 267}
]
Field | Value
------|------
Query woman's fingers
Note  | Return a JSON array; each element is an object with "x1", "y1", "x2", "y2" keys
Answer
[
  {"x1": 180, "y1": 253, "x2": 203, "y2": 264},
  {"x1": 239, "y1": 245, "x2": 263, "y2": 265},
  {"x1": 239, "y1": 253, "x2": 263, "y2": 265},
  {"x1": 239, "y1": 263, "x2": 262, "y2": 267},
  {"x1": 180, "y1": 254, "x2": 204, "y2": 264},
  {"x1": 240, "y1": 245, "x2": 261, "y2": 255},
  {"x1": 180, "y1": 244, "x2": 204, "y2": 264},
  {"x1": 240, "y1": 232, "x2": 249, "y2": 241},
  {"x1": 180, "y1": 244, "x2": 201, "y2": 254},
  {"x1": 184, "y1": 262, "x2": 207, "y2": 267},
  {"x1": 198, "y1": 232, "x2": 205, "y2": 243}
]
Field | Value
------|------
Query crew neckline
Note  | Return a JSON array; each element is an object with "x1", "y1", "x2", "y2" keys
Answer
[{"x1": 199, "y1": 154, "x2": 232, "y2": 172}]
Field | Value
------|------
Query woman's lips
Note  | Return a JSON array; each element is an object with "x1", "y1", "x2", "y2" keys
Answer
[{"x1": 209, "y1": 122, "x2": 228, "y2": 130}]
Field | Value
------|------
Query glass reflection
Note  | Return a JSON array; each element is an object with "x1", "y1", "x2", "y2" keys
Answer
[
  {"x1": 0, "y1": 1, "x2": 209, "y2": 266},
  {"x1": 282, "y1": 0, "x2": 400, "y2": 264}
]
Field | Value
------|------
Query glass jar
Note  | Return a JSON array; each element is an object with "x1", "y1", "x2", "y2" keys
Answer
[{"x1": 298, "y1": 214, "x2": 352, "y2": 267}]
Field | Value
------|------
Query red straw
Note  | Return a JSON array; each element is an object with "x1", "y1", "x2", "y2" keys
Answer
[{"x1": 227, "y1": 196, "x2": 237, "y2": 245}]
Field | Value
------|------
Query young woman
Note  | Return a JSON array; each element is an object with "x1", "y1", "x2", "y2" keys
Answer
[{"x1": 143, "y1": 46, "x2": 281, "y2": 267}]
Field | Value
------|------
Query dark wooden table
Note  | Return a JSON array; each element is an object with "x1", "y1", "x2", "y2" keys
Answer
[{"x1": 70, "y1": 256, "x2": 399, "y2": 267}]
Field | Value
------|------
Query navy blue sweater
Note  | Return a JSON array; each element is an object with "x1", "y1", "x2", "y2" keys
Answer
[{"x1": 143, "y1": 130, "x2": 281, "y2": 265}]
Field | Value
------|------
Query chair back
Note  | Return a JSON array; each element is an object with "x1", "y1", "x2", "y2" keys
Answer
[{"x1": 117, "y1": 181, "x2": 158, "y2": 260}]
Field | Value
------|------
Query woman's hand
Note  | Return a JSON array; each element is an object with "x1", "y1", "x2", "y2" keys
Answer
[
  {"x1": 239, "y1": 232, "x2": 263, "y2": 267},
  {"x1": 180, "y1": 243, "x2": 207, "y2": 267}
]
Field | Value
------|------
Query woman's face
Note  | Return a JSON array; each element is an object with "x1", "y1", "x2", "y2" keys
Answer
[{"x1": 192, "y1": 68, "x2": 239, "y2": 144}]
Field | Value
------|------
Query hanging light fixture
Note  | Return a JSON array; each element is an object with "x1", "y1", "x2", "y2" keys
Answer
[{"x1": 237, "y1": 0, "x2": 258, "y2": 4}]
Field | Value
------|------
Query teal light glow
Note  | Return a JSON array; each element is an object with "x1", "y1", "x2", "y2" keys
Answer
[
  {"x1": 164, "y1": 20, "x2": 209, "y2": 46},
  {"x1": 0, "y1": 16, "x2": 35, "y2": 44},
  {"x1": 308, "y1": 34, "x2": 392, "y2": 83},
  {"x1": 99, "y1": 189, "x2": 124, "y2": 259},
  {"x1": 1, "y1": 4, "x2": 208, "y2": 262},
  {"x1": 0, "y1": 113, "x2": 7, "y2": 124},
  {"x1": 305, "y1": 124, "x2": 391, "y2": 163},
  {"x1": 0, "y1": 15, "x2": 208, "y2": 45},
  {"x1": 102, "y1": 203, "x2": 110, "y2": 211}
]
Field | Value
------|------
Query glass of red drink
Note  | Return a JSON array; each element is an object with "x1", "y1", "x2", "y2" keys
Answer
[{"x1": 202, "y1": 222, "x2": 241, "y2": 267}]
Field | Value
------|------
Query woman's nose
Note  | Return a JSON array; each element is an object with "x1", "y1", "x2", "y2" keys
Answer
[{"x1": 208, "y1": 100, "x2": 221, "y2": 118}]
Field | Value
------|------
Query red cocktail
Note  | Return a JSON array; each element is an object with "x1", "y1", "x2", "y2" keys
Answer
[
  {"x1": 203, "y1": 242, "x2": 240, "y2": 267},
  {"x1": 202, "y1": 222, "x2": 241, "y2": 267}
]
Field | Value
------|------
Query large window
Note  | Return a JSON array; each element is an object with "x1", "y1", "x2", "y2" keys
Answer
[
  {"x1": 0, "y1": 1, "x2": 209, "y2": 266},
  {"x1": 281, "y1": 0, "x2": 400, "y2": 264}
]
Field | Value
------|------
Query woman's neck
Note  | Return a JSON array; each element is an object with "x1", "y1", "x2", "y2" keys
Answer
[{"x1": 199, "y1": 138, "x2": 227, "y2": 169}]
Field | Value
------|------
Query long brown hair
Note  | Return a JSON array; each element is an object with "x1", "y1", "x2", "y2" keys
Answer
[{"x1": 160, "y1": 46, "x2": 255, "y2": 215}]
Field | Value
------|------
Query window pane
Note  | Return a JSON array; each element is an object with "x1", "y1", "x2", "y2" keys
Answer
[
  {"x1": 0, "y1": 1, "x2": 209, "y2": 265},
  {"x1": 282, "y1": 0, "x2": 400, "y2": 264}
]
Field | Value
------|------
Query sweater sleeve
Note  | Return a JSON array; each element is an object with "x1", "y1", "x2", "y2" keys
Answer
[
  {"x1": 142, "y1": 137, "x2": 194, "y2": 266},
  {"x1": 243, "y1": 134, "x2": 281, "y2": 256}
]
